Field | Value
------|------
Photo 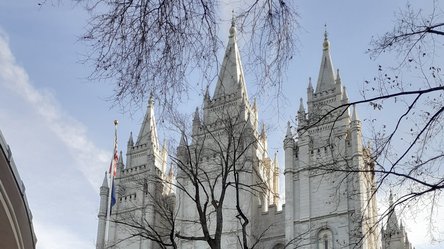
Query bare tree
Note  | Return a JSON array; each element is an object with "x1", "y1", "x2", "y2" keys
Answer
[
  {"x1": 80, "y1": 0, "x2": 297, "y2": 111},
  {"x1": 366, "y1": 3, "x2": 444, "y2": 237}
]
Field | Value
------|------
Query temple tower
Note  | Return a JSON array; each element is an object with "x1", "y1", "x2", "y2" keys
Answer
[
  {"x1": 283, "y1": 32, "x2": 379, "y2": 249},
  {"x1": 96, "y1": 95, "x2": 174, "y2": 249},
  {"x1": 175, "y1": 18, "x2": 279, "y2": 249}
]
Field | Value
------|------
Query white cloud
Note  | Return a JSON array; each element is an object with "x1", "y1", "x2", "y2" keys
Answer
[
  {"x1": 0, "y1": 28, "x2": 107, "y2": 249},
  {"x1": 0, "y1": 30, "x2": 109, "y2": 190}
]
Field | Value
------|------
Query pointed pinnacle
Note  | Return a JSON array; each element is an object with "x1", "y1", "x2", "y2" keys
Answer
[
  {"x1": 128, "y1": 131, "x2": 134, "y2": 146},
  {"x1": 342, "y1": 86, "x2": 348, "y2": 101},
  {"x1": 351, "y1": 105, "x2": 359, "y2": 122},
  {"x1": 286, "y1": 121, "x2": 292, "y2": 137},
  {"x1": 273, "y1": 151, "x2": 278, "y2": 164},
  {"x1": 389, "y1": 189, "x2": 394, "y2": 206},
  {"x1": 260, "y1": 123, "x2": 267, "y2": 139},
  {"x1": 119, "y1": 151, "x2": 123, "y2": 163},
  {"x1": 193, "y1": 107, "x2": 200, "y2": 121},
  {"x1": 336, "y1": 69, "x2": 341, "y2": 83},
  {"x1": 101, "y1": 171, "x2": 108, "y2": 187},
  {"x1": 298, "y1": 98, "x2": 305, "y2": 113},
  {"x1": 179, "y1": 132, "x2": 187, "y2": 147},
  {"x1": 204, "y1": 85, "x2": 210, "y2": 99}
]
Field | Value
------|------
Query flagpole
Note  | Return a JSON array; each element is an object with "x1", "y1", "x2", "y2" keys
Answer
[{"x1": 105, "y1": 120, "x2": 118, "y2": 245}]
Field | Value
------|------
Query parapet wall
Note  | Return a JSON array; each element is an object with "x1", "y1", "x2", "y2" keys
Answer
[{"x1": 252, "y1": 204, "x2": 286, "y2": 249}]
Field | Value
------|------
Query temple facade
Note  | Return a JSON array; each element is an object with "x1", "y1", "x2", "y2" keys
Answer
[{"x1": 95, "y1": 21, "x2": 413, "y2": 249}]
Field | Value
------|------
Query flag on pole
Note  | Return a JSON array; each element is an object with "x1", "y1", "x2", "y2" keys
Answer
[
  {"x1": 105, "y1": 120, "x2": 119, "y2": 244},
  {"x1": 109, "y1": 139, "x2": 118, "y2": 208}
]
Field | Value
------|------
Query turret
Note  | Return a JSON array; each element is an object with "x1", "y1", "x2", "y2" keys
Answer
[
  {"x1": 297, "y1": 98, "x2": 307, "y2": 127},
  {"x1": 342, "y1": 86, "x2": 349, "y2": 104},
  {"x1": 161, "y1": 140, "x2": 168, "y2": 175},
  {"x1": 118, "y1": 151, "x2": 124, "y2": 171},
  {"x1": 192, "y1": 107, "x2": 201, "y2": 136},
  {"x1": 176, "y1": 132, "x2": 188, "y2": 167},
  {"x1": 350, "y1": 105, "x2": 363, "y2": 158},
  {"x1": 96, "y1": 172, "x2": 109, "y2": 249},
  {"x1": 204, "y1": 85, "x2": 211, "y2": 109},
  {"x1": 307, "y1": 77, "x2": 314, "y2": 94},
  {"x1": 260, "y1": 123, "x2": 268, "y2": 149},
  {"x1": 335, "y1": 69, "x2": 342, "y2": 85},
  {"x1": 272, "y1": 152, "x2": 280, "y2": 205},
  {"x1": 283, "y1": 121, "x2": 295, "y2": 244}
]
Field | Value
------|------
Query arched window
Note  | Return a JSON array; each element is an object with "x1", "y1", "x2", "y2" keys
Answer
[{"x1": 318, "y1": 229, "x2": 333, "y2": 249}]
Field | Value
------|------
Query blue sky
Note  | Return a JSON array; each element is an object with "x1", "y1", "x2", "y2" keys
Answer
[{"x1": 0, "y1": 1, "x2": 442, "y2": 249}]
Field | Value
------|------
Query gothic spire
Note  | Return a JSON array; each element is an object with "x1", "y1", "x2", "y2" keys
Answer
[
  {"x1": 351, "y1": 105, "x2": 359, "y2": 122},
  {"x1": 260, "y1": 123, "x2": 267, "y2": 140},
  {"x1": 316, "y1": 29, "x2": 336, "y2": 93},
  {"x1": 342, "y1": 86, "x2": 348, "y2": 102},
  {"x1": 179, "y1": 131, "x2": 187, "y2": 147},
  {"x1": 336, "y1": 69, "x2": 342, "y2": 84},
  {"x1": 286, "y1": 121, "x2": 292, "y2": 138},
  {"x1": 193, "y1": 107, "x2": 201, "y2": 124},
  {"x1": 213, "y1": 14, "x2": 248, "y2": 99},
  {"x1": 136, "y1": 93, "x2": 159, "y2": 149},
  {"x1": 387, "y1": 190, "x2": 399, "y2": 230},
  {"x1": 298, "y1": 98, "x2": 305, "y2": 113},
  {"x1": 204, "y1": 84, "x2": 210, "y2": 101},
  {"x1": 101, "y1": 171, "x2": 108, "y2": 188},
  {"x1": 308, "y1": 77, "x2": 313, "y2": 92},
  {"x1": 127, "y1": 131, "x2": 134, "y2": 147},
  {"x1": 118, "y1": 151, "x2": 124, "y2": 170}
]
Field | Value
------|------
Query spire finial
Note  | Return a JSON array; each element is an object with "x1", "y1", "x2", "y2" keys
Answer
[
  {"x1": 323, "y1": 24, "x2": 330, "y2": 50},
  {"x1": 324, "y1": 24, "x2": 328, "y2": 38},
  {"x1": 230, "y1": 10, "x2": 236, "y2": 36},
  {"x1": 231, "y1": 10, "x2": 236, "y2": 27},
  {"x1": 148, "y1": 92, "x2": 154, "y2": 107}
]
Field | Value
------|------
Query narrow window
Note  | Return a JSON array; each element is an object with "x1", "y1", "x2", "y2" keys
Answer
[{"x1": 324, "y1": 235, "x2": 328, "y2": 249}]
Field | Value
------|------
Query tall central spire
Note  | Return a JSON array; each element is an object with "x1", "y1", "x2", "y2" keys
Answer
[
  {"x1": 213, "y1": 14, "x2": 248, "y2": 98},
  {"x1": 136, "y1": 94, "x2": 159, "y2": 148},
  {"x1": 316, "y1": 29, "x2": 336, "y2": 93}
]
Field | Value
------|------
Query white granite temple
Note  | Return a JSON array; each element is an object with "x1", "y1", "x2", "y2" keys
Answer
[{"x1": 95, "y1": 20, "x2": 413, "y2": 249}]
